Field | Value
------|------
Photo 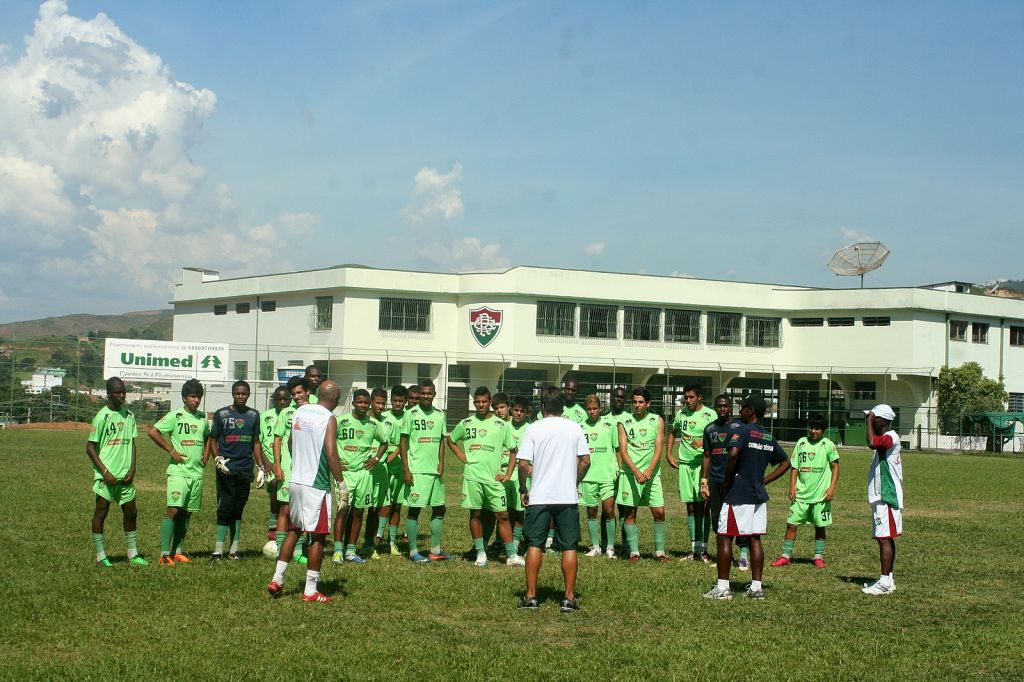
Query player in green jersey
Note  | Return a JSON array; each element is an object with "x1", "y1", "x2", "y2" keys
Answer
[
  {"x1": 259, "y1": 386, "x2": 290, "y2": 542},
  {"x1": 771, "y1": 414, "x2": 840, "y2": 569},
  {"x1": 400, "y1": 379, "x2": 450, "y2": 562},
  {"x1": 561, "y1": 376, "x2": 587, "y2": 424},
  {"x1": 605, "y1": 386, "x2": 632, "y2": 551},
  {"x1": 272, "y1": 376, "x2": 306, "y2": 559},
  {"x1": 479, "y1": 391, "x2": 511, "y2": 553},
  {"x1": 380, "y1": 385, "x2": 409, "y2": 555},
  {"x1": 149, "y1": 379, "x2": 211, "y2": 565},
  {"x1": 506, "y1": 396, "x2": 531, "y2": 551},
  {"x1": 616, "y1": 387, "x2": 667, "y2": 562},
  {"x1": 359, "y1": 387, "x2": 392, "y2": 559},
  {"x1": 332, "y1": 389, "x2": 389, "y2": 564},
  {"x1": 667, "y1": 385, "x2": 718, "y2": 562},
  {"x1": 580, "y1": 395, "x2": 619, "y2": 559},
  {"x1": 447, "y1": 386, "x2": 524, "y2": 567},
  {"x1": 87, "y1": 377, "x2": 147, "y2": 567}
]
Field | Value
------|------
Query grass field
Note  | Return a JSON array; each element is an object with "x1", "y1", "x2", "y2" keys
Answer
[{"x1": 2, "y1": 430, "x2": 1023, "y2": 680}]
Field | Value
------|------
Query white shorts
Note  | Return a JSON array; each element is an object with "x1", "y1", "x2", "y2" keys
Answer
[
  {"x1": 717, "y1": 502, "x2": 768, "y2": 537},
  {"x1": 871, "y1": 502, "x2": 902, "y2": 539},
  {"x1": 289, "y1": 483, "x2": 332, "y2": 534}
]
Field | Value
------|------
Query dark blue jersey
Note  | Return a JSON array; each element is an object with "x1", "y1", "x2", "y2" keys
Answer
[
  {"x1": 211, "y1": 405, "x2": 260, "y2": 471},
  {"x1": 724, "y1": 422, "x2": 788, "y2": 505},
  {"x1": 703, "y1": 418, "x2": 743, "y2": 483}
]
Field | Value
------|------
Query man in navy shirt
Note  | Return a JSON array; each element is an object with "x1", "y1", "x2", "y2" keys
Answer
[
  {"x1": 700, "y1": 394, "x2": 745, "y2": 564},
  {"x1": 704, "y1": 394, "x2": 790, "y2": 601},
  {"x1": 208, "y1": 380, "x2": 266, "y2": 560}
]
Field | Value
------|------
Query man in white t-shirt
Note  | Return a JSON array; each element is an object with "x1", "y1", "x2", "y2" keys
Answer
[
  {"x1": 267, "y1": 381, "x2": 346, "y2": 604},
  {"x1": 862, "y1": 404, "x2": 904, "y2": 596},
  {"x1": 516, "y1": 385, "x2": 591, "y2": 612}
]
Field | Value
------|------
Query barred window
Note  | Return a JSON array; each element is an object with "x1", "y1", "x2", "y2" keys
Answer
[
  {"x1": 379, "y1": 297, "x2": 431, "y2": 332},
  {"x1": 236, "y1": 302, "x2": 250, "y2": 314},
  {"x1": 233, "y1": 361, "x2": 248, "y2": 381},
  {"x1": 580, "y1": 304, "x2": 617, "y2": 339},
  {"x1": 828, "y1": 317, "x2": 854, "y2": 327},
  {"x1": 971, "y1": 322, "x2": 989, "y2": 344},
  {"x1": 448, "y1": 364, "x2": 470, "y2": 382},
  {"x1": 417, "y1": 364, "x2": 434, "y2": 384},
  {"x1": 746, "y1": 316, "x2": 781, "y2": 348},
  {"x1": 949, "y1": 320, "x2": 968, "y2": 341},
  {"x1": 1012, "y1": 326, "x2": 1024, "y2": 347},
  {"x1": 624, "y1": 306, "x2": 659, "y2": 341},
  {"x1": 707, "y1": 311, "x2": 741, "y2": 346},
  {"x1": 536, "y1": 301, "x2": 575, "y2": 337},
  {"x1": 258, "y1": 361, "x2": 274, "y2": 381},
  {"x1": 213, "y1": 304, "x2": 227, "y2": 316},
  {"x1": 260, "y1": 300, "x2": 276, "y2": 312},
  {"x1": 863, "y1": 316, "x2": 890, "y2": 326},
  {"x1": 368, "y1": 361, "x2": 403, "y2": 388},
  {"x1": 665, "y1": 309, "x2": 700, "y2": 344},
  {"x1": 854, "y1": 381, "x2": 876, "y2": 400},
  {"x1": 790, "y1": 317, "x2": 823, "y2": 327},
  {"x1": 1010, "y1": 393, "x2": 1024, "y2": 412},
  {"x1": 313, "y1": 296, "x2": 333, "y2": 331}
]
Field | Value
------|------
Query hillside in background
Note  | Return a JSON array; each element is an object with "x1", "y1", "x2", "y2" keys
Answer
[{"x1": 0, "y1": 310, "x2": 173, "y2": 341}]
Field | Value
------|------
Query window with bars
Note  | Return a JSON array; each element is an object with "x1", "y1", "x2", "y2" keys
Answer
[
  {"x1": 854, "y1": 381, "x2": 877, "y2": 400},
  {"x1": 1010, "y1": 393, "x2": 1024, "y2": 412},
  {"x1": 580, "y1": 304, "x2": 618, "y2": 339},
  {"x1": 233, "y1": 361, "x2": 248, "y2": 381},
  {"x1": 213, "y1": 304, "x2": 227, "y2": 316},
  {"x1": 949, "y1": 320, "x2": 968, "y2": 341},
  {"x1": 417, "y1": 364, "x2": 434, "y2": 384},
  {"x1": 746, "y1": 316, "x2": 781, "y2": 348},
  {"x1": 313, "y1": 296, "x2": 333, "y2": 330},
  {"x1": 447, "y1": 364, "x2": 470, "y2": 382},
  {"x1": 707, "y1": 312, "x2": 741, "y2": 345},
  {"x1": 367, "y1": 361, "x2": 403, "y2": 389},
  {"x1": 236, "y1": 302, "x2": 250, "y2": 314},
  {"x1": 665, "y1": 309, "x2": 701, "y2": 343},
  {"x1": 828, "y1": 317, "x2": 854, "y2": 327},
  {"x1": 623, "y1": 306, "x2": 659, "y2": 341},
  {"x1": 379, "y1": 297, "x2": 431, "y2": 332},
  {"x1": 791, "y1": 317, "x2": 823, "y2": 327},
  {"x1": 260, "y1": 300, "x2": 276, "y2": 312},
  {"x1": 862, "y1": 316, "x2": 890, "y2": 326},
  {"x1": 971, "y1": 322, "x2": 989, "y2": 344},
  {"x1": 258, "y1": 361, "x2": 274, "y2": 381},
  {"x1": 1012, "y1": 326, "x2": 1024, "y2": 347},
  {"x1": 536, "y1": 301, "x2": 575, "y2": 337}
]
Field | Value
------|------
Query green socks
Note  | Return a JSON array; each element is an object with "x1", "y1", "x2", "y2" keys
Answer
[
  {"x1": 814, "y1": 539, "x2": 826, "y2": 558},
  {"x1": 653, "y1": 521, "x2": 666, "y2": 555},
  {"x1": 473, "y1": 537, "x2": 485, "y2": 553},
  {"x1": 406, "y1": 519, "x2": 419, "y2": 553},
  {"x1": 275, "y1": 531, "x2": 285, "y2": 553},
  {"x1": 603, "y1": 519, "x2": 616, "y2": 550},
  {"x1": 93, "y1": 532, "x2": 106, "y2": 561},
  {"x1": 333, "y1": 539, "x2": 345, "y2": 554},
  {"x1": 687, "y1": 515, "x2": 696, "y2": 550},
  {"x1": 375, "y1": 516, "x2": 388, "y2": 539},
  {"x1": 267, "y1": 513, "x2": 276, "y2": 530},
  {"x1": 624, "y1": 523, "x2": 639, "y2": 555},
  {"x1": 160, "y1": 518, "x2": 175, "y2": 554},
  {"x1": 512, "y1": 526, "x2": 523, "y2": 545},
  {"x1": 345, "y1": 543, "x2": 357, "y2": 556},
  {"x1": 429, "y1": 516, "x2": 444, "y2": 553},
  {"x1": 587, "y1": 519, "x2": 600, "y2": 548},
  {"x1": 388, "y1": 524, "x2": 399, "y2": 545},
  {"x1": 739, "y1": 545, "x2": 750, "y2": 561},
  {"x1": 504, "y1": 541, "x2": 518, "y2": 557},
  {"x1": 124, "y1": 530, "x2": 139, "y2": 559},
  {"x1": 782, "y1": 539, "x2": 795, "y2": 558},
  {"x1": 215, "y1": 524, "x2": 229, "y2": 554},
  {"x1": 230, "y1": 520, "x2": 241, "y2": 553}
]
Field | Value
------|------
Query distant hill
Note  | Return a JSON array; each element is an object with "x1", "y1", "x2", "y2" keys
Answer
[{"x1": 0, "y1": 310, "x2": 173, "y2": 341}]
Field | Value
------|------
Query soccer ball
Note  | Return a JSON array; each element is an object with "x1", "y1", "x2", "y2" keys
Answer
[{"x1": 262, "y1": 540, "x2": 278, "y2": 560}]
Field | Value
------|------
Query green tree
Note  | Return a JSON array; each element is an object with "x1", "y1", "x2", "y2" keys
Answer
[{"x1": 936, "y1": 362, "x2": 1007, "y2": 434}]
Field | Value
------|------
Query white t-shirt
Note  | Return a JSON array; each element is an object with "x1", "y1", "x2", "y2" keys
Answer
[
  {"x1": 516, "y1": 415, "x2": 590, "y2": 505},
  {"x1": 290, "y1": 403, "x2": 334, "y2": 489}
]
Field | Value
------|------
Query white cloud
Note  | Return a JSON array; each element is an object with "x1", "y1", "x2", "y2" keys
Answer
[
  {"x1": 839, "y1": 227, "x2": 876, "y2": 244},
  {"x1": 0, "y1": 1, "x2": 320, "y2": 318},
  {"x1": 402, "y1": 163, "x2": 464, "y2": 224},
  {"x1": 583, "y1": 241, "x2": 605, "y2": 256}
]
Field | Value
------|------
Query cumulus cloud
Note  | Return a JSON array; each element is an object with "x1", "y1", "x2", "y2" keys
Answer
[
  {"x1": 402, "y1": 163, "x2": 464, "y2": 224},
  {"x1": 0, "y1": 1, "x2": 317, "y2": 319},
  {"x1": 583, "y1": 241, "x2": 605, "y2": 256}
]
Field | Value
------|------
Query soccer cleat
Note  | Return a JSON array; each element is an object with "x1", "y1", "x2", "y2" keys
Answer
[
  {"x1": 172, "y1": 553, "x2": 192, "y2": 564},
  {"x1": 655, "y1": 553, "x2": 670, "y2": 563},
  {"x1": 813, "y1": 557, "x2": 827, "y2": 569},
  {"x1": 96, "y1": 557, "x2": 113, "y2": 569},
  {"x1": 301, "y1": 591, "x2": 334, "y2": 604},
  {"x1": 228, "y1": 552, "x2": 241, "y2": 561},
  {"x1": 210, "y1": 553, "x2": 223, "y2": 563},
  {"x1": 428, "y1": 551, "x2": 452, "y2": 561},
  {"x1": 368, "y1": 549, "x2": 382, "y2": 561},
  {"x1": 585, "y1": 546, "x2": 602, "y2": 557},
  {"x1": 738, "y1": 557, "x2": 750, "y2": 572},
  {"x1": 474, "y1": 552, "x2": 488, "y2": 567},
  {"x1": 506, "y1": 555, "x2": 526, "y2": 567},
  {"x1": 332, "y1": 550, "x2": 344, "y2": 565},
  {"x1": 410, "y1": 552, "x2": 431, "y2": 563},
  {"x1": 628, "y1": 554, "x2": 640, "y2": 564},
  {"x1": 745, "y1": 587, "x2": 766, "y2": 600},
  {"x1": 345, "y1": 553, "x2": 366, "y2": 564},
  {"x1": 862, "y1": 579, "x2": 896, "y2": 593},
  {"x1": 701, "y1": 553, "x2": 715, "y2": 565},
  {"x1": 771, "y1": 556, "x2": 791, "y2": 567},
  {"x1": 159, "y1": 555, "x2": 175, "y2": 566},
  {"x1": 560, "y1": 598, "x2": 580, "y2": 613},
  {"x1": 267, "y1": 581, "x2": 284, "y2": 598},
  {"x1": 129, "y1": 555, "x2": 149, "y2": 566},
  {"x1": 703, "y1": 585, "x2": 733, "y2": 600},
  {"x1": 517, "y1": 596, "x2": 539, "y2": 610},
  {"x1": 678, "y1": 553, "x2": 693, "y2": 562},
  {"x1": 390, "y1": 544, "x2": 401, "y2": 556},
  {"x1": 861, "y1": 581, "x2": 893, "y2": 596},
  {"x1": 605, "y1": 548, "x2": 616, "y2": 559}
]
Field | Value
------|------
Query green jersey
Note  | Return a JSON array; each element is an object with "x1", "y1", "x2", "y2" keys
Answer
[
  {"x1": 381, "y1": 409, "x2": 407, "y2": 458},
  {"x1": 337, "y1": 412, "x2": 389, "y2": 470},
  {"x1": 155, "y1": 407, "x2": 210, "y2": 477},
  {"x1": 793, "y1": 436, "x2": 839, "y2": 502},
  {"x1": 581, "y1": 417, "x2": 618, "y2": 483},
  {"x1": 288, "y1": 393, "x2": 318, "y2": 408},
  {"x1": 450, "y1": 414, "x2": 515, "y2": 483},
  {"x1": 605, "y1": 410, "x2": 632, "y2": 429},
  {"x1": 401, "y1": 405, "x2": 447, "y2": 475},
  {"x1": 88, "y1": 405, "x2": 137, "y2": 480},
  {"x1": 563, "y1": 402, "x2": 587, "y2": 425},
  {"x1": 259, "y1": 408, "x2": 283, "y2": 464},
  {"x1": 273, "y1": 405, "x2": 298, "y2": 472},
  {"x1": 671, "y1": 405, "x2": 717, "y2": 464},
  {"x1": 620, "y1": 412, "x2": 662, "y2": 471}
]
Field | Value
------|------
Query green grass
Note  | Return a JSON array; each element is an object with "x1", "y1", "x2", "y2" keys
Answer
[{"x1": 2, "y1": 430, "x2": 1022, "y2": 680}]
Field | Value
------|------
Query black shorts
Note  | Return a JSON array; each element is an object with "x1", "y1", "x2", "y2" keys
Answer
[
  {"x1": 524, "y1": 504, "x2": 580, "y2": 552},
  {"x1": 216, "y1": 468, "x2": 254, "y2": 525}
]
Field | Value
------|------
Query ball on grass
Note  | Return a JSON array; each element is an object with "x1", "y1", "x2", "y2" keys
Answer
[{"x1": 262, "y1": 540, "x2": 278, "y2": 560}]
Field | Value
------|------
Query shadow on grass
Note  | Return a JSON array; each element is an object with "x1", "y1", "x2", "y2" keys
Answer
[
  {"x1": 837, "y1": 575, "x2": 875, "y2": 586},
  {"x1": 316, "y1": 578, "x2": 348, "y2": 598}
]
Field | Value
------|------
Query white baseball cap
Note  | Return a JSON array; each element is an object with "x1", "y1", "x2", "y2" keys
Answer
[{"x1": 864, "y1": 404, "x2": 895, "y2": 421}]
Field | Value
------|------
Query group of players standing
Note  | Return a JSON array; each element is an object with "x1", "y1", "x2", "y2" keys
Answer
[{"x1": 86, "y1": 366, "x2": 905, "y2": 603}]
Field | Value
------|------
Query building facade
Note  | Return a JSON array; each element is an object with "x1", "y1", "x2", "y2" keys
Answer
[{"x1": 171, "y1": 265, "x2": 1024, "y2": 448}]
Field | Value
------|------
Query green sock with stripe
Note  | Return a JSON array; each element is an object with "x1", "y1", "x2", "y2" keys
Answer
[
  {"x1": 603, "y1": 519, "x2": 616, "y2": 551},
  {"x1": 473, "y1": 537, "x2": 485, "y2": 553},
  {"x1": 512, "y1": 526, "x2": 523, "y2": 545},
  {"x1": 687, "y1": 515, "x2": 696, "y2": 551},
  {"x1": 215, "y1": 524, "x2": 229, "y2": 554},
  {"x1": 429, "y1": 516, "x2": 444, "y2": 554},
  {"x1": 406, "y1": 519, "x2": 419, "y2": 553},
  {"x1": 624, "y1": 524, "x2": 639, "y2": 555},
  {"x1": 388, "y1": 524, "x2": 399, "y2": 545},
  {"x1": 587, "y1": 519, "x2": 600, "y2": 548},
  {"x1": 375, "y1": 516, "x2": 388, "y2": 539},
  {"x1": 814, "y1": 539, "x2": 826, "y2": 558},
  {"x1": 653, "y1": 521, "x2": 667, "y2": 555},
  {"x1": 124, "y1": 530, "x2": 139, "y2": 559},
  {"x1": 782, "y1": 539, "x2": 795, "y2": 558},
  {"x1": 92, "y1": 532, "x2": 106, "y2": 561}
]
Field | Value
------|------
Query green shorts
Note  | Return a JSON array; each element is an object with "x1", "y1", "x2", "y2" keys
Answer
[
  {"x1": 387, "y1": 459, "x2": 408, "y2": 505},
  {"x1": 579, "y1": 480, "x2": 616, "y2": 507},
  {"x1": 504, "y1": 477, "x2": 524, "y2": 513},
  {"x1": 616, "y1": 470, "x2": 664, "y2": 508},
  {"x1": 342, "y1": 470, "x2": 376, "y2": 509},
  {"x1": 788, "y1": 500, "x2": 833, "y2": 527},
  {"x1": 406, "y1": 472, "x2": 445, "y2": 509},
  {"x1": 167, "y1": 475, "x2": 204, "y2": 512},
  {"x1": 276, "y1": 472, "x2": 291, "y2": 504},
  {"x1": 369, "y1": 463, "x2": 391, "y2": 508},
  {"x1": 93, "y1": 480, "x2": 136, "y2": 505},
  {"x1": 678, "y1": 461, "x2": 702, "y2": 502},
  {"x1": 461, "y1": 478, "x2": 508, "y2": 512}
]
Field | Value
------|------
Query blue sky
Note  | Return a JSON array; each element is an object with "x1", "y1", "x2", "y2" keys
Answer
[{"x1": 0, "y1": 1, "x2": 1021, "y2": 321}]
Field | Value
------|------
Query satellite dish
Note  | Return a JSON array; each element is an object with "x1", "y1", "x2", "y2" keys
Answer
[{"x1": 828, "y1": 240, "x2": 890, "y2": 288}]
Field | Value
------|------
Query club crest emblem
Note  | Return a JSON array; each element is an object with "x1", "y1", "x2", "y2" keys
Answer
[{"x1": 469, "y1": 307, "x2": 503, "y2": 347}]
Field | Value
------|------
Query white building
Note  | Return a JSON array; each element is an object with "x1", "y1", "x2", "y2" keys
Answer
[
  {"x1": 171, "y1": 265, "x2": 1024, "y2": 449},
  {"x1": 22, "y1": 367, "x2": 66, "y2": 395}
]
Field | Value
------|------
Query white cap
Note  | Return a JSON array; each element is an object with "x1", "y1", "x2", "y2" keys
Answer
[{"x1": 864, "y1": 404, "x2": 895, "y2": 421}]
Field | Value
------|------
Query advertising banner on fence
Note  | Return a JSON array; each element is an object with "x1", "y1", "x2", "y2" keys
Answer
[{"x1": 103, "y1": 338, "x2": 230, "y2": 382}]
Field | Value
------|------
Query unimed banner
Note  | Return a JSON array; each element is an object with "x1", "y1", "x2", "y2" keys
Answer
[{"x1": 103, "y1": 338, "x2": 230, "y2": 382}]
